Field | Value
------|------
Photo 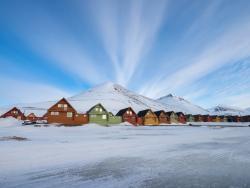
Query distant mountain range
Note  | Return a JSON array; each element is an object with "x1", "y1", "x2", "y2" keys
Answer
[
  {"x1": 208, "y1": 105, "x2": 249, "y2": 116},
  {"x1": 0, "y1": 82, "x2": 249, "y2": 115}
]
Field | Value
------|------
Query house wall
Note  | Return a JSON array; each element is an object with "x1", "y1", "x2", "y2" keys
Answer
[
  {"x1": 144, "y1": 113, "x2": 159, "y2": 125},
  {"x1": 47, "y1": 99, "x2": 87, "y2": 125},
  {"x1": 170, "y1": 113, "x2": 179, "y2": 123},
  {"x1": 158, "y1": 113, "x2": 169, "y2": 124},
  {"x1": 122, "y1": 115, "x2": 137, "y2": 125},
  {"x1": 88, "y1": 104, "x2": 109, "y2": 125},
  {"x1": 108, "y1": 116, "x2": 122, "y2": 124},
  {"x1": 178, "y1": 114, "x2": 186, "y2": 124},
  {"x1": 120, "y1": 109, "x2": 137, "y2": 125},
  {"x1": 186, "y1": 116, "x2": 194, "y2": 122},
  {"x1": 1, "y1": 108, "x2": 25, "y2": 120},
  {"x1": 26, "y1": 113, "x2": 37, "y2": 121}
]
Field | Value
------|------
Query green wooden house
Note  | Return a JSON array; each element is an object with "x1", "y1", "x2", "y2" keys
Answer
[
  {"x1": 165, "y1": 111, "x2": 179, "y2": 123},
  {"x1": 186, "y1": 114, "x2": 194, "y2": 122},
  {"x1": 88, "y1": 103, "x2": 121, "y2": 125}
]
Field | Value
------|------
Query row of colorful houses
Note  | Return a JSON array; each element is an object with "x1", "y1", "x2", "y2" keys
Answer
[{"x1": 1, "y1": 98, "x2": 250, "y2": 126}]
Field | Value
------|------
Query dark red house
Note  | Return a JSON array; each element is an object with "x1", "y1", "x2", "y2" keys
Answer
[
  {"x1": 176, "y1": 112, "x2": 186, "y2": 124},
  {"x1": 202, "y1": 115, "x2": 212, "y2": 122},
  {"x1": 0, "y1": 107, "x2": 25, "y2": 120},
  {"x1": 116, "y1": 107, "x2": 137, "y2": 125}
]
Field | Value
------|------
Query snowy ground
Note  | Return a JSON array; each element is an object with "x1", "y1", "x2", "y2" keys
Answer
[{"x1": 1, "y1": 118, "x2": 250, "y2": 188}]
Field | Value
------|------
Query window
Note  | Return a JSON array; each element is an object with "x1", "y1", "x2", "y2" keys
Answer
[
  {"x1": 100, "y1": 108, "x2": 103, "y2": 112},
  {"x1": 91, "y1": 115, "x2": 96, "y2": 118},
  {"x1": 64, "y1": 104, "x2": 67, "y2": 108},
  {"x1": 95, "y1": 108, "x2": 98, "y2": 111},
  {"x1": 12, "y1": 110, "x2": 18, "y2": 114},
  {"x1": 129, "y1": 111, "x2": 132, "y2": 115},
  {"x1": 126, "y1": 111, "x2": 129, "y2": 114},
  {"x1": 102, "y1": 115, "x2": 107, "y2": 119},
  {"x1": 51, "y1": 112, "x2": 59, "y2": 116},
  {"x1": 67, "y1": 112, "x2": 73, "y2": 118},
  {"x1": 58, "y1": 104, "x2": 62, "y2": 108}
]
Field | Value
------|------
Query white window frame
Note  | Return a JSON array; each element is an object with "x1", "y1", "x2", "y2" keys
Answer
[
  {"x1": 102, "y1": 115, "x2": 107, "y2": 119},
  {"x1": 67, "y1": 112, "x2": 73, "y2": 118}
]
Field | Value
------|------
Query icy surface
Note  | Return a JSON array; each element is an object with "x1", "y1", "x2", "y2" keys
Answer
[{"x1": 1, "y1": 118, "x2": 250, "y2": 187}]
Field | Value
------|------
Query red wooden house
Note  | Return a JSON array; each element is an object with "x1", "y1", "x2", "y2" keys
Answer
[
  {"x1": 116, "y1": 107, "x2": 137, "y2": 125},
  {"x1": 47, "y1": 98, "x2": 88, "y2": 125},
  {"x1": 193, "y1": 114, "x2": 203, "y2": 122},
  {"x1": 241, "y1": 115, "x2": 250, "y2": 122},
  {"x1": 176, "y1": 112, "x2": 186, "y2": 124},
  {"x1": 0, "y1": 107, "x2": 25, "y2": 120},
  {"x1": 202, "y1": 115, "x2": 212, "y2": 122}
]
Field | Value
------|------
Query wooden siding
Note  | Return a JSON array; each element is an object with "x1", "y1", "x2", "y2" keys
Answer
[
  {"x1": 116, "y1": 107, "x2": 137, "y2": 125},
  {"x1": 47, "y1": 98, "x2": 88, "y2": 125},
  {"x1": 137, "y1": 110, "x2": 159, "y2": 125},
  {"x1": 0, "y1": 107, "x2": 25, "y2": 120}
]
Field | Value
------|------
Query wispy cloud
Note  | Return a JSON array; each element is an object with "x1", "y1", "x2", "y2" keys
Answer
[
  {"x1": 140, "y1": 17, "x2": 250, "y2": 98},
  {"x1": 89, "y1": 0, "x2": 168, "y2": 86}
]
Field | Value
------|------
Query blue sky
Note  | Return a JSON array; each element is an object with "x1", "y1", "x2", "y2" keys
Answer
[{"x1": 0, "y1": 0, "x2": 250, "y2": 109}]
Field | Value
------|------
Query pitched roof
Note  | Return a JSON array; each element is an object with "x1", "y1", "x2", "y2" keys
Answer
[
  {"x1": 116, "y1": 107, "x2": 135, "y2": 116},
  {"x1": 176, "y1": 112, "x2": 184, "y2": 116},
  {"x1": 154, "y1": 110, "x2": 165, "y2": 117},
  {"x1": 137, "y1": 109, "x2": 152, "y2": 117},
  {"x1": 87, "y1": 103, "x2": 108, "y2": 114}
]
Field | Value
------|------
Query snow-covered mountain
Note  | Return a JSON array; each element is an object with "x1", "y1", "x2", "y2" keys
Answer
[
  {"x1": 0, "y1": 82, "x2": 227, "y2": 115},
  {"x1": 67, "y1": 82, "x2": 168, "y2": 114},
  {"x1": 208, "y1": 105, "x2": 247, "y2": 116},
  {"x1": 157, "y1": 94, "x2": 209, "y2": 115}
]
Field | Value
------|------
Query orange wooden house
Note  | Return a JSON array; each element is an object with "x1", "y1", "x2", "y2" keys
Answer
[
  {"x1": 0, "y1": 107, "x2": 25, "y2": 120},
  {"x1": 154, "y1": 110, "x2": 170, "y2": 124},
  {"x1": 116, "y1": 107, "x2": 137, "y2": 125},
  {"x1": 47, "y1": 98, "x2": 88, "y2": 125},
  {"x1": 137, "y1": 109, "x2": 159, "y2": 125}
]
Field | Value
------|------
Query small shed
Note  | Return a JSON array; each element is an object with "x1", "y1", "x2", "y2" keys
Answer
[
  {"x1": 116, "y1": 107, "x2": 137, "y2": 125},
  {"x1": 137, "y1": 109, "x2": 159, "y2": 125},
  {"x1": 154, "y1": 110, "x2": 170, "y2": 125}
]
